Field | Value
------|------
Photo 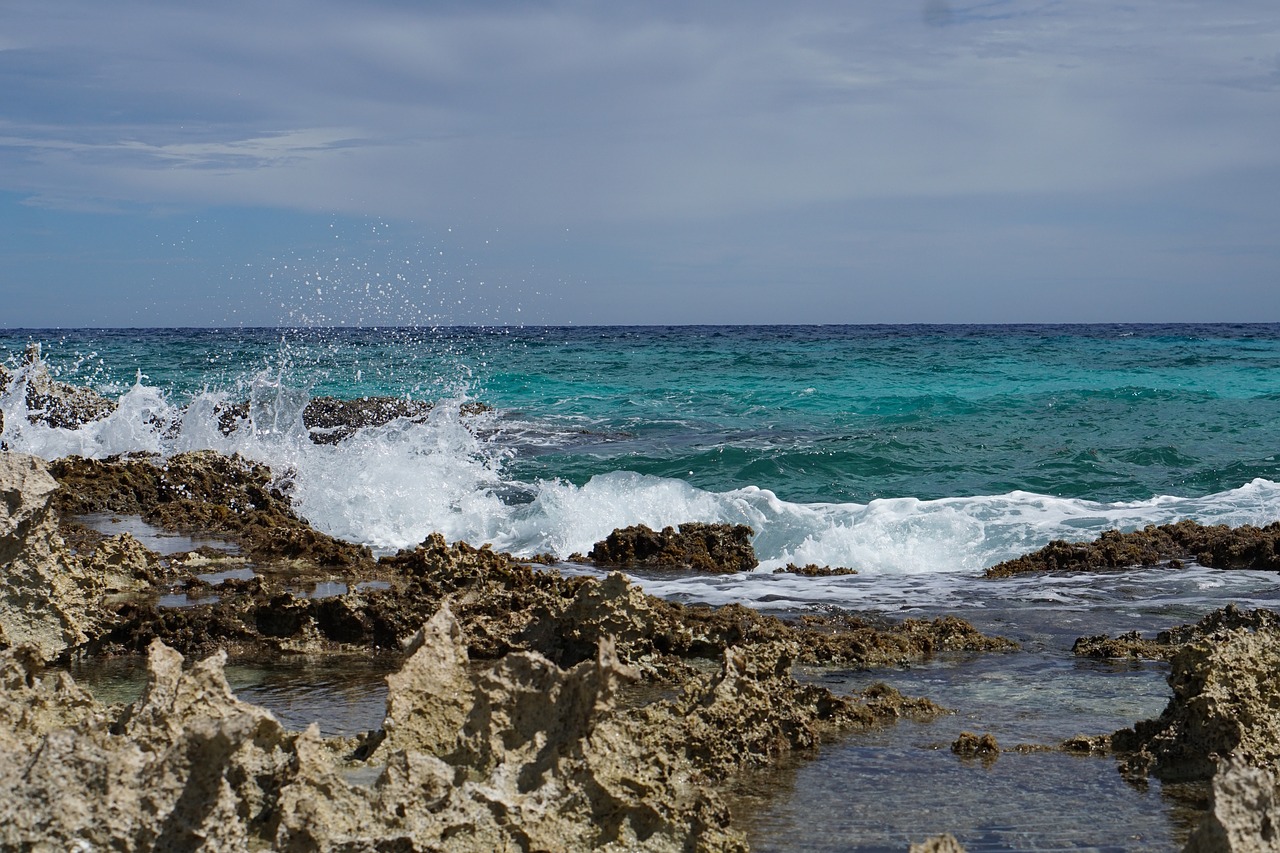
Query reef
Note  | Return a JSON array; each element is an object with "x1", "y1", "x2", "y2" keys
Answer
[
  {"x1": 215, "y1": 395, "x2": 491, "y2": 445},
  {"x1": 1074, "y1": 604, "x2": 1280, "y2": 662},
  {"x1": 588, "y1": 522, "x2": 760, "y2": 573},
  {"x1": 984, "y1": 520, "x2": 1280, "y2": 578},
  {"x1": 0, "y1": 448, "x2": 1026, "y2": 848}
]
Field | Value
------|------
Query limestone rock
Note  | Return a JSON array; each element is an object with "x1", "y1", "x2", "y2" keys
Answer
[
  {"x1": 1183, "y1": 758, "x2": 1280, "y2": 853},
  {"x1": 1116, "y1": 618, "x2": 1280, "y2": 782},
  {"x1": 379, "y1": 601, "x2": 475, "y2": 756},
  {"x1": 0, "y1": 452, "x2": 95, "y2": 659}
]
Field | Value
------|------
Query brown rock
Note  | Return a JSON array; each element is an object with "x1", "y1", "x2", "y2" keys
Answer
[
  {"x1": 986, "y1": 520, "x2": 1280, "y2": 578},
  {"x1": 952, "y1": 731, "x2": 1001, "y2": 760},
  {"x1": 589, "y1": 522, "x2": 759, "y2": 573}
]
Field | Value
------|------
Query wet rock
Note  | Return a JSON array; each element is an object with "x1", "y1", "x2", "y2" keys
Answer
[
  {"x1": 1073, "y1": 629, "x2": 1171, "y2": 660},
  {"x1": 589, "y1": 522, "x2": 759, "y2": 573},
  {"x1": 773, "y1": 563, "x2": 858, "y2": 576},
  {"x1": 50, "y1": 451, "x2": 372, "y2": 567},
  {"x1": 1183, "y1": 757, "x2": 1280, "y2": 853},
  {"x1": 910, "y1": 834, "x2": 968, "y2": 853},
  {"x1": 1114, "y1": 611, "x2": 1280, "y2": 782},
  {"x1": 634, "y1": 643, "x2": 946, "y2": 782},
  {"x1": 1061, "y1": 734, "x2": 1113, "y2": 754},
  {"x1": 215, "y1": 394, "x2": 492, "y2": 445},
  {"x1": 986, "y1": 520, "x2": 1280, "y2": 578},
  {"x1": 952, "y1": 731, "x2": 1001, "y2": 761},
  {"x1": 1075, "y1": 605, "x2": 1280, "y2": 663},
  {"x1": 0, "y1": 346, "x2": 118, "y2": 433}
]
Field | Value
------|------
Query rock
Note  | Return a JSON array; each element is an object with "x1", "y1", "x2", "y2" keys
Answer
[
  {"x1": 952, "y1": 731, "x2": 1001, "y2": 760},
  {"x1": 51, "y1": 451, "x2": 372, "y2": 567},
  {"x1": 985, "y1": 520, "x2": 1280, "y2": 578},
  {"x1": 1183, "y1": 757, "x2": 1280, "y2": 853},
  {"x1": 1074, "y1": 605, "x2": 1280, "y2": 662},
  {"x1": 215, "y1": 394, "x2": 492, "y2": 445},
  {"x1": 378, "y1": 601, "x2": 475, "y2": 756},
  {"x1": 1115, "y1": 615, "x2": 1280, "y2": 782},
  {"x1": 911, "y1": 834, "x2": 968, "y2": 853},
  {"x1": 0, "y1": 346, "x2": 118, "y2": 434},
  {"x1": 773, "y1": 563, "x2": 858, "y2": 576},
  {"x1": 0, "y1": 453, "x2": 96, "y2": 659},
  {"x1": 0, "y1": 639, "x2": 292, "y2": 850},
  {"x1": 589, "y1": 522, "x2": 759, "y2": 573}
]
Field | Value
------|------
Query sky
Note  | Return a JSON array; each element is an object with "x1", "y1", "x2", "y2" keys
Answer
[{"x1": 1, "y1": 0, "x2": 1278, "y2": 327}]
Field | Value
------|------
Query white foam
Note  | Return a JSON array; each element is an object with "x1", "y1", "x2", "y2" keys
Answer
[{"x1": 7, "y1": 357, "x2": 1280, "y2": 598}]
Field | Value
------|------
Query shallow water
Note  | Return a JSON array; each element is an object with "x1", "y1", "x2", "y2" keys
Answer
[{"x1": 70, "y1": 654, "x2": 399, "y2": 738}]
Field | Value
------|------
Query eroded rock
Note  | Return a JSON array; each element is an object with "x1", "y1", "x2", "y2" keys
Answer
[
  {"x1": 1183, "y1": 757, "x2": 1280, "y2": 853},
  {"x1": 589, "y1": 522, "x2": 759, "y2": 573},
  {"x1": 1114, "y1": 613, "x2": 1280, "y2": 782},
  {"x1": 985, "y1": 520, "x2": 1280, "y2": 578}
]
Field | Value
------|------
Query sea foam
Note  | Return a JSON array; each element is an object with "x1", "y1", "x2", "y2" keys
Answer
[{"x1": 5, "y1": 362, "x2": 1280, "y2": 587}]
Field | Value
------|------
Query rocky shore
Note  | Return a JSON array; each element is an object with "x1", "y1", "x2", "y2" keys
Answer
[{"x1": 4, "y1": 402, "x2": 1280, "y2": 849}]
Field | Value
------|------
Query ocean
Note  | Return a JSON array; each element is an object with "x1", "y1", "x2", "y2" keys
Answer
[{"x1": 4, "y1": 323, "x2": 1280, "y2": 850}]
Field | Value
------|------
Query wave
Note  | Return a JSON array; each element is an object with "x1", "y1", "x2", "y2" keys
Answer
[{"x1": 5, "y1": 362, "x2": 1280, "y2": 581}]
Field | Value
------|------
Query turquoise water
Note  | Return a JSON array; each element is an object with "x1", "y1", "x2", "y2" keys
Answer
[
  {"x1": 8, "y1": 323, "x2": 1280, "y2": 850},
  {"x1": 6, "y1": 323, "x2": 1280, "y2": 505}
]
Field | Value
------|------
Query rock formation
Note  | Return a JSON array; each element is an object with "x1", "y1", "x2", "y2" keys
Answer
[
  {"x1": 589, "y1": 522, "x2": 759, "y2": 573},
  {"x1": 985, "y1": 520, "x2": 1280, "y2": 578},
  {"x1": 1114, "y1": 610, "x2": 1280, "y2": 783}
]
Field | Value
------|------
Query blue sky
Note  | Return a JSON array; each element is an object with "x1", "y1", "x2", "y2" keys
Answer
[{"x1": 2, "y1": 0, "x2": 1278, "y2": 326}]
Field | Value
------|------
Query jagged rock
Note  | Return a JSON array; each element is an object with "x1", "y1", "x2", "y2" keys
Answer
[
  {"x1": 0, "y1": 638, "x2": 292, "y2": 850},
  {"x1": 51, "y1": 451, "x2": 372, "y2": 567},
  {"x1": 589, "y1": 522, "x2": 759, "y2": 573},
  {"x1": 0, "y1": 346, "x2": 118, "y2": 433},
  {"x1": 1075, "y1": 605, "x2": 1280, "y2": 662},
  {"x1": 911, "y1": 834, "x2": 968, "y2": 853},
  {"x1": 0, "y1": 453, "x2": 96, "y2": 658},
  {"x1": 1183, "y1": 757, "x2": 1280, "y2": 853},
  {"x1": 985, "y1": 520, "x2": 1280, "y2": 578},
  {"x1": 0, "y1": 626, "x2": 748, "y2": 851},
  {"x1": 378, "y1": 601, "x2": 475, "y2": 756},
  {"x1": 1115, "y1": 614, "x2": 1280, "y2": 782},
  {"x1": 0, "y1": 645, "x2": 104, "y2": 752}
]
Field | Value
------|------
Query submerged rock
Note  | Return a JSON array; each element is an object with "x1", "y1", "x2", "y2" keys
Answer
[
  {"x1": 1114, "y1": 609, "x2": 1280, "y2": 782},
  {"x1": 985, "y1": 520, "x2": 1280, "y2": 578},
  {"x1": 589, "y1": 522, "x2": 759, "y2": 573},
  {"x1": 952, "y1": 731, "x2": 1001, "y2": 761}
]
